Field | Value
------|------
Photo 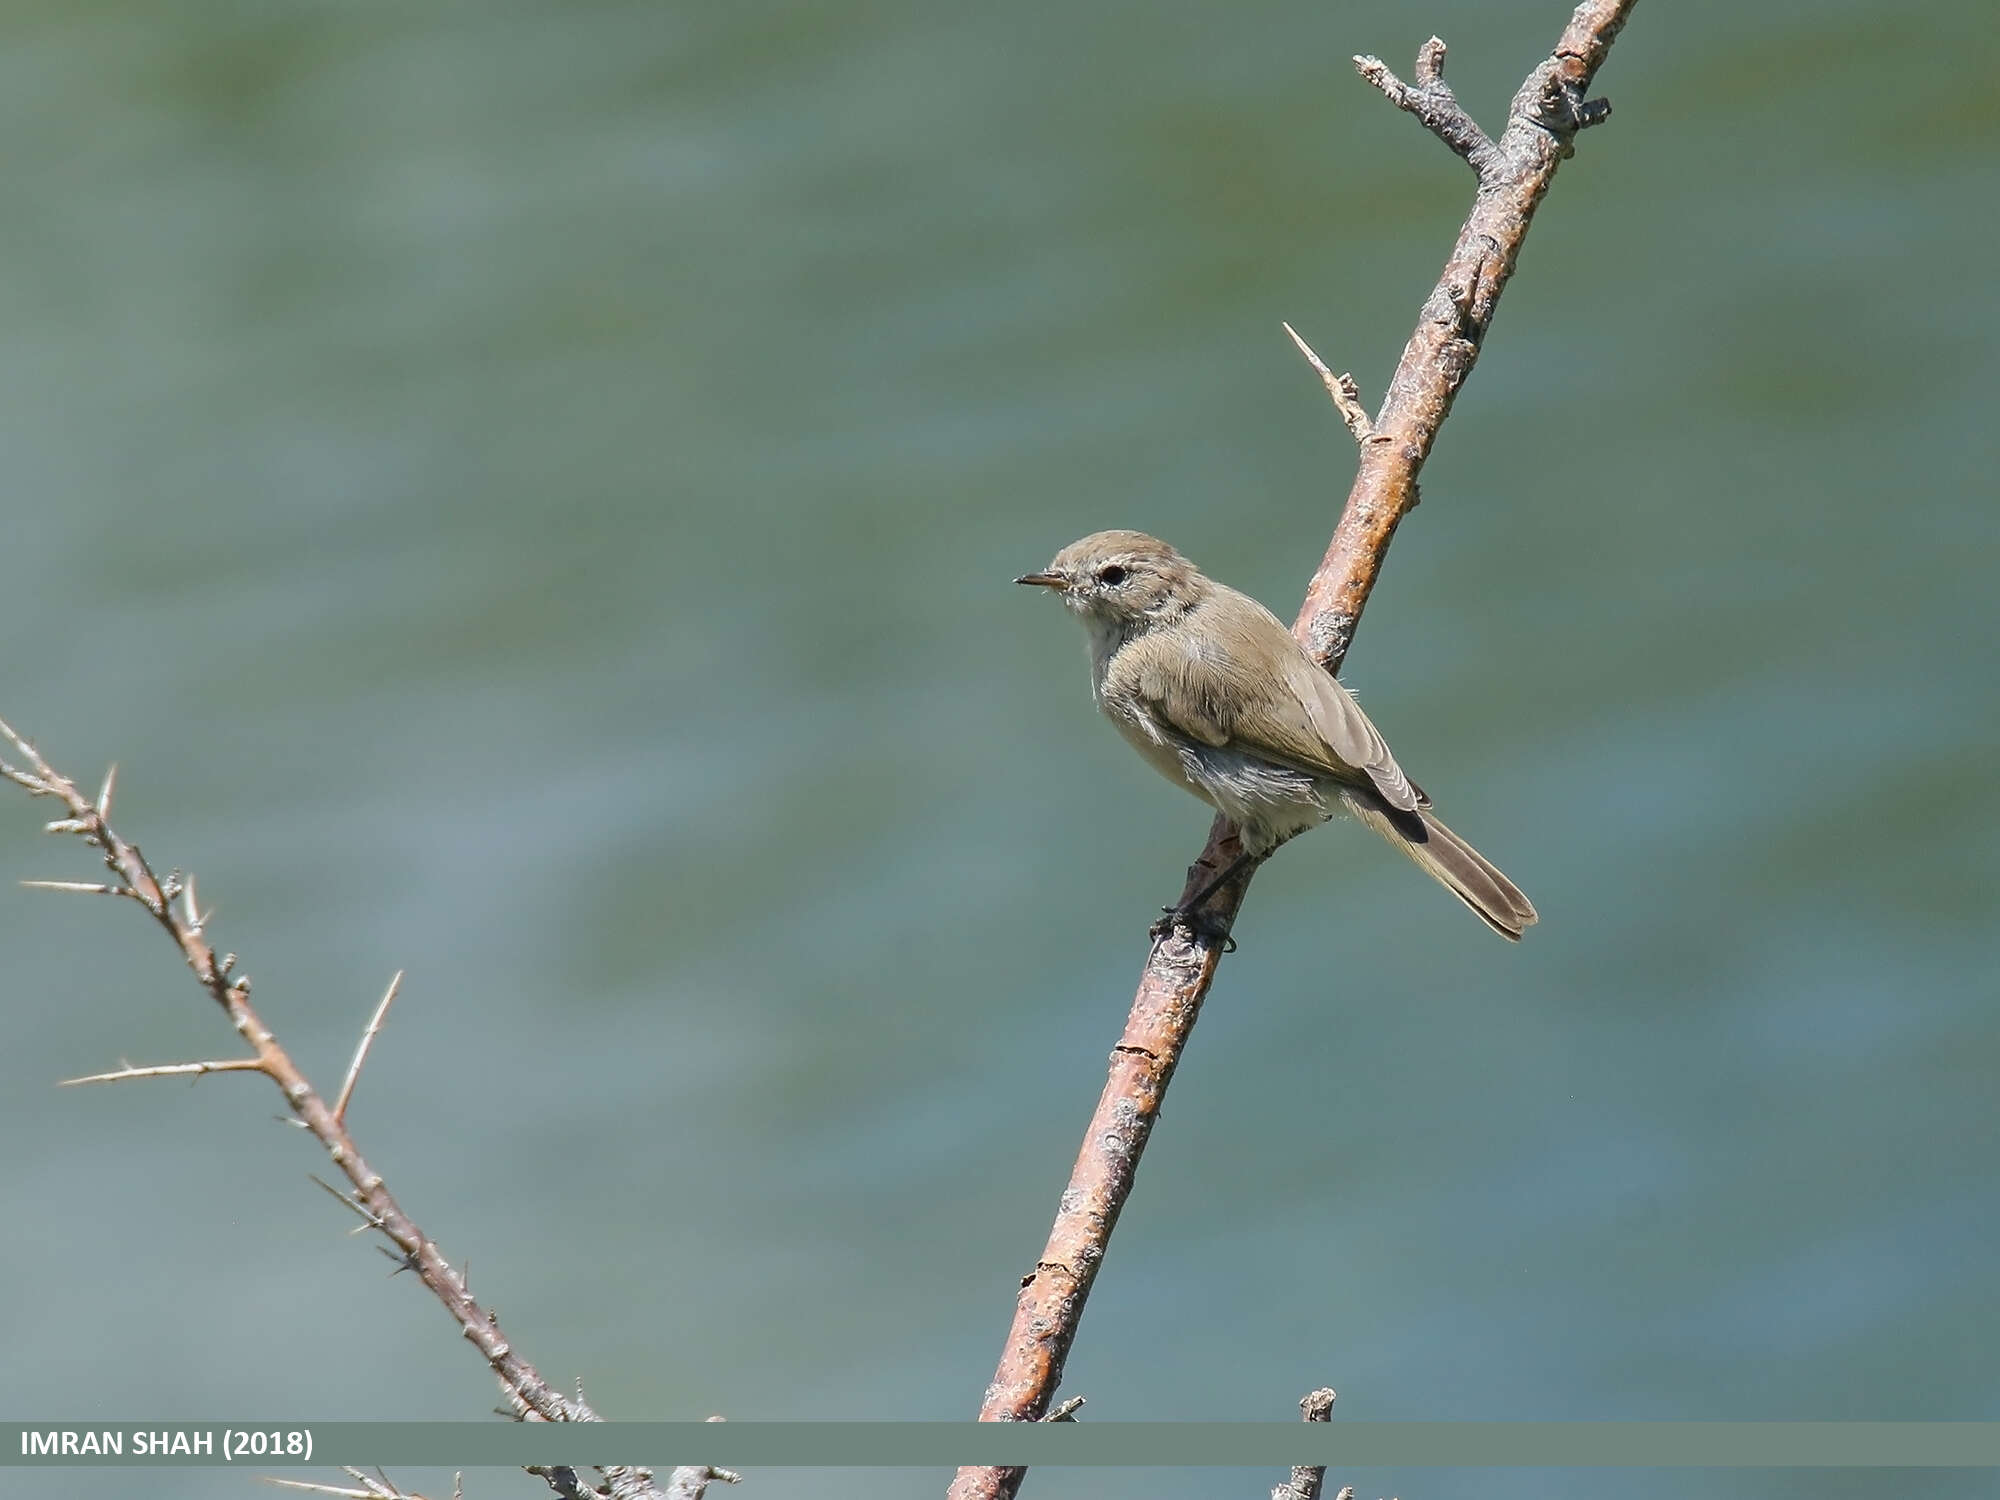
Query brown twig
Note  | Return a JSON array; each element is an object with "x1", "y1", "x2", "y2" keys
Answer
[
  {"x1": 949, "y1": 5, "x2": 1637, "y2": 1496},
  {"x1": 1354, "y1": 37, "x2": 1498, "y2": 178},
  {"x1": 1271, "y1": 1388, "x2": 1338, "y2": 1500},
  {"x1": 1282, "y1": 324, "x2": 1373, "y2": 444},
  {"x1": 0, "y1": 715, "x2": 668, "y2": 1497},
  {"x1": 1300, "y1": 5, "x2": 1626, "y2": 672}
]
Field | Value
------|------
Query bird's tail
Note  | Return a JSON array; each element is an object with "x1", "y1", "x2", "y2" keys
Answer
[{"x1": 1342, "y1": 790, "x2": 1538, "y2": 941}]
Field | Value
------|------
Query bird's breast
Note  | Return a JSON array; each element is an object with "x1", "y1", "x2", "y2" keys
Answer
[{"x1": 1103, "y1": 696, "x2": 1206, "y2": 796}]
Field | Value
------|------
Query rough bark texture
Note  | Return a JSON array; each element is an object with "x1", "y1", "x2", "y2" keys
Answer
[{"x1": 949, "y1": 5, "x2": 1637, "y2": 1497}]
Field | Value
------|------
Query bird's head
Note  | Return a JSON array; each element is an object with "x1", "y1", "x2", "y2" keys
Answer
[{"x1": 1016, "y1": 530, "x2": 1208, "y2": 629}]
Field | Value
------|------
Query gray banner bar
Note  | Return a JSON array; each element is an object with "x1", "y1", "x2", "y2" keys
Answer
[{"x1": 7, "y1": 1422, "x2": 1997, "y2": 1468}]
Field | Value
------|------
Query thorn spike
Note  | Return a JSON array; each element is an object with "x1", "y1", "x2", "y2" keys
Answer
[{"x1": 333, "y1": 970, "x2": 404, "y2": 1125}]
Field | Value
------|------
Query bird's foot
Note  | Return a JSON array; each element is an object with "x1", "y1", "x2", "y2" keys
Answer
[{"x1": 1151, "y1": 904, "x2": 1237, "y2": 953}]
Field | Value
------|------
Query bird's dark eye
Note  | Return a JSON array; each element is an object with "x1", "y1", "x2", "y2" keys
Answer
[{"x1": 1097, "y1": 564, "x2": 1127, "y2": 586}]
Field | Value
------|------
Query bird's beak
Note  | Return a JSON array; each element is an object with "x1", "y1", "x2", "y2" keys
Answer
[{"x1": 1015, "y1": 571, "x2": 1066, "y2": 589}]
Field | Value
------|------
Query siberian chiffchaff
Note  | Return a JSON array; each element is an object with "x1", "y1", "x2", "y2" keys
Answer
[{"x1": 1018, "y1": 530, "x2": 1536, "y2": 940}]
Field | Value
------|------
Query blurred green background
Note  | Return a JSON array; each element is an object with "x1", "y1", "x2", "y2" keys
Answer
[{"x1": 2, "y1": 1, "x2": 1995, "y2": 1497}]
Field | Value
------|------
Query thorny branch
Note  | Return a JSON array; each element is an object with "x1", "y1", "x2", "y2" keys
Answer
[
  {"x1": 0, "y1": 715, "x2": 683, "y2": 1500},
  {"x1": 949, "y1": 5, "x2": 1637, "y2": 1498}
]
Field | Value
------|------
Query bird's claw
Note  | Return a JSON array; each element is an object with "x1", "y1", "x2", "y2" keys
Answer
[{"x1": 1151, "y1": 905, "x2": 1237, "y2": 953}]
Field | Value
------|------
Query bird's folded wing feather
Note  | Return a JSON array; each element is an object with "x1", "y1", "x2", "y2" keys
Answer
[
  {"x1": 1276, "y1": 650, "x2": 1422, "y2": 812},
  {"x1": 1117, "y1": 590, "x2": 1423, "y2": 814}
]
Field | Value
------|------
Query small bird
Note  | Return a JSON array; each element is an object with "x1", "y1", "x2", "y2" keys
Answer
[{"x1": 1018, "y1": 530, "x2": 1536, "y2": 940}]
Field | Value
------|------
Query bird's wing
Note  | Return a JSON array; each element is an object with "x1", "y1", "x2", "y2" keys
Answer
[
  {"x1": 1274, "y1": 648, "x2": 1423, "y2": 813},
  {"x1": 1116, "y1": 588, "x2": 1424, "y2": 814}
]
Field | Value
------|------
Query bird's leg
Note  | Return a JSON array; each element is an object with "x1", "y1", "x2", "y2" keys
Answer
[
  {"x1": 1150, "y1": 849, "x2": 1259, "y2": 950},
  {"x1": 1180, "y1": 849, "x2": 1257, "y2": 914}
]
